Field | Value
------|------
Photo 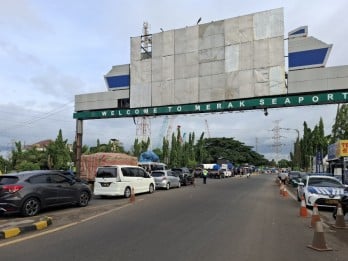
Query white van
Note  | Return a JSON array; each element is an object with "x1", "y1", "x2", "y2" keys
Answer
[{"x1": 93, "y1": 165, "x2": 155, "y2": 198}]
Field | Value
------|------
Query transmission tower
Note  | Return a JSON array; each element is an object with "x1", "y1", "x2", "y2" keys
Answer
[
  {"x1": 271, "y1": 120, "x2": 283, "y2": 163},
  {"x1": 205, "y1": 119, "x2": 211, "y2": 138},
  {"x1": 135, "y1": 117, "x2": 151, "y2": 146}
]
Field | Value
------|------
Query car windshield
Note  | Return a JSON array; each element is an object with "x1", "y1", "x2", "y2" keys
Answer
[
  {"x1": 0, "y1": 176, "x2": 19, "y2": 185},
  {"x1": 151, "y1": 172, "x2": 165, "y2": 177},
  {"x1": 308, "y1": 177, "x2": 343, "y2": 188},
  {"x1": 289, "y1": 172, "x2": 300, "y2": 177}
]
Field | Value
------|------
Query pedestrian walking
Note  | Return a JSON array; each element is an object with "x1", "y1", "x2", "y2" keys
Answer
[{"x1": 203, "y1": 169, "x2": 208, "y2": 184}]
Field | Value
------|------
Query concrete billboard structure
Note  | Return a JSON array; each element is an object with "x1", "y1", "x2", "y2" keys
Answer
[
  {"x1": 74, "y1": 7, "x2": 348, "y2": 119},
  {"x1": 130, "y1": 8, "x2": 285, "y2": 108},
  {"x1": 73, "y1": 7, "x2": 348, "y2": 177}
]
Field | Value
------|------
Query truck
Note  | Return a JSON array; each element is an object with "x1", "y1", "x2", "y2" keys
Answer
[
  {"x1": 219, "y1": 164, "x2": 232, "y2": 178},
  {"x1": 198, "y1": 162, "x2": 234, "y2": 179},
  {"x1": 80, "y1": 152, "x2": 138, "y2": 184}
]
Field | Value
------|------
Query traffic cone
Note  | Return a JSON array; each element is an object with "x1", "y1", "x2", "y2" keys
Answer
[
  {"x1": 299, "y1": 196, "x2": 308, "y2": 218},
  {"x1": 307, "y1": 220, "x2": 332, "y2": 251},
  {"x1": 310, "y1": 204, "x2": 321, "y2": 228},
  {"x1": 332, "y1": 203, "x2": 347, "y2": 229},
  {"x1": 280, "y1": 184, "x2": 284, "y2": 196},
  {"x1": 130, "y1": 187, "x2": 135, "y2": 203},
  {"x1": 282, "y1": 187, "x2": 289, "y2": 198}
]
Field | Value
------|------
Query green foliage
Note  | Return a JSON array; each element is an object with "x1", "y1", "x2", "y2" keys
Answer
[
  {"x1": 16, "y1": 160, "x2": 41, "y2": 171},
  {"x1": 89, "y1": 139, "x2": 125, "y2": 154},
  {"x1": 8, "y1": 129, "x2": 73, "y2": 171},
  {"x1": 144, "y1": 132, "x2": 268, "y2": 169},
  {"x1": 46, "y1": 129, "x2": 72, "y2": 170},
  {"x1": 203, "y1": 137, "x2": 268, "y2": 166},
  {"x1": 277, "y1": 159, "x2": 290, "y2": 168},
  {"x1": 296, "y1": 117, "x2": 331, "y2": 171},
  {"x1": 162, "y1": 137, "x2": 170, "y2": 164},
  {"x1": 0, "y1": 155, "x2": 11, "y2": 173},
  {"x1": 331, "y1": 104, "x2": 348, "y2": 142}
]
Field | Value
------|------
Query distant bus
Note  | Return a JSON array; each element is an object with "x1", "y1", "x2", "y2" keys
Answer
[{"x1": 138, "y1": 162, "x2": 168, "y2": 172}]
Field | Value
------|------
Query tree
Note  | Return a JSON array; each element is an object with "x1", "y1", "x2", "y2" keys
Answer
[
  {"x1": 46, "y1": 129, "x2": 71, "y2": 170},
  {"x1": 331, "y1": 103, "x2": 348, "y2": 142},
  {"x1": 0, "y1": 155, "x2": 11, "y2": 174},
  {"x1": 195, "y1": 132, "x2": 207, "y2": 164},
  {"x1": 162, "y1": 137, "x2": 170, "y2": 164},
  {"x1": 300, "y1": 122, "x2": 312, "y2": 171},
  {"x1": 203, "y1": 137, "x2": 268, "y2": 166},
  {"x1": 278, "y1": 159, "x2": 290, "y2": 168},
  {"x1": 133, "y1": 138, "x2": 142, "y2": 158}
]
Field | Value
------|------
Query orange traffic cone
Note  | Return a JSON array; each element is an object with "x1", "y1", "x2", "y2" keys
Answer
[
  {"x1": 130, "y1": 187, "x2": 135, "y2": 203},
  {"x1": 280, "y1": 184, "x2": 284, "y2": 196},
  {"x1": 332, "y1": 203, "x2": 347, "y2": 229},
  {"x1": 307, "y1": 220, "x2": 332, "y2": 251},
  {"x1": 310, "y1": 204, "x2": 321, "y2": 228},
  {"x1": 299, "y1": 196, "x2": 308, "y2": 218},
  {"x1": 282, "y1": 187, "x2": 289, "y2": 198}
]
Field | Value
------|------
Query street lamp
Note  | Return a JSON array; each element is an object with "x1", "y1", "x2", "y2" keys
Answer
[
  {"x1": 281, "y1": 128, "x2": 300, "y2": 140},
  {"x1": 281, "y1": 128, "x2": 301, "y2": 170}
]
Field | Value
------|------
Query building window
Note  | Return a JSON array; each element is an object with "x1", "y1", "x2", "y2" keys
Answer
[{"x1": 118, "y1": 98, "x2": 130, "y2": 108}]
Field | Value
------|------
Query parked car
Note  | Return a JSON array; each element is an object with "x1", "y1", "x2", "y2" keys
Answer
[
  {"x1": 193, "y1": 167, "x2": 203, "y2": 178},
  {"x1": 219, "y1": 168, "x2": 232, "y2": 178},
  {"x1": 288, "y1": 171, "x2": 302, "y2": 187},
  {"x1": 93, "y1": 165, "x2": 155, "y2": 198},
  {"x1": 151, "y1": 170, "x2": 181, "y2": 190},
  {"x1": 171, "y1": 167, "x2": 194, "y2": 185},
  {"x1": 59, "y1": 170, "x2": 89, "y2": 184},
  {"x1": 296, "y1": 174, "x2": 347, "y2": 207},
  {"x1": 0, "y1": 170, "x2": 92, "y2": 217}
]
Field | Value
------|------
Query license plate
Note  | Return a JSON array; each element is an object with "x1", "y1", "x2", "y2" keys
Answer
[
  {"x1": 324, "y1": 199, "x2": 338, "y2": 205},
  {"x1": 101, "y1": 182, "x2": 111, "y2": 187}
]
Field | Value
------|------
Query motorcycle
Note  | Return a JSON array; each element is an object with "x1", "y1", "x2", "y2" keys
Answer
[{"x1": 332, "y1": 194, "x2": 348, "y2": 219}]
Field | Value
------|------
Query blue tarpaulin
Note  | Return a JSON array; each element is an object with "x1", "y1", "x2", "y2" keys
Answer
[{"x1": 139, "y1": 150, "x2": 159, "y2": 162}]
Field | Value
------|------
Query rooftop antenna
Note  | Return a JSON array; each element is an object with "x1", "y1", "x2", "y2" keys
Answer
[{"x1": 141, "y1": 22, "x2": 152, "y2": 58}]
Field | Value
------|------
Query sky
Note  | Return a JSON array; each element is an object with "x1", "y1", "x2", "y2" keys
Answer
[{"x1": 0, "y1": 0, "x2": 347, "y2": 161}]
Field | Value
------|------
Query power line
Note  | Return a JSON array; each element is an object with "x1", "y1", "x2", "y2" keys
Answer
[{"x1": 0, "y1": 101, "x2": 74, "y2": 133}]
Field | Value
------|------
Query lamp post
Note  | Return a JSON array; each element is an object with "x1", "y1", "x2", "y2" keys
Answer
[{"x1": 281, "y1": 128, "x2": 300, "y2": 170}]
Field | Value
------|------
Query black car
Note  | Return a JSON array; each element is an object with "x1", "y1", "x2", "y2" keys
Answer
[
  {"x1": 288, "y1": 171, "x2": 302, "y2": 187},
  {"x1": 0, "y1": 170, "x2": 92, "y2": 217},
  {"x1": 171, "y1": 167, "x2": 194, "y2": 185}
]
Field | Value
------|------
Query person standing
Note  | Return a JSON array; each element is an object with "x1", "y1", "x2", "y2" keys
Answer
[{"x1": 203, "y1": 169, "x2": 208, "y2": 184}]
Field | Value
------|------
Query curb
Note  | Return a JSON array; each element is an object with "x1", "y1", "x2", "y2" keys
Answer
[{"x1": 0, "y1": 216, "x2": 52, "y2": 240}]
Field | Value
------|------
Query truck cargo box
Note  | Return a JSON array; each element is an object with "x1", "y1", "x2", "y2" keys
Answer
[{"x1": 80, "y1": 152, "x2": 138, "y2": 182}]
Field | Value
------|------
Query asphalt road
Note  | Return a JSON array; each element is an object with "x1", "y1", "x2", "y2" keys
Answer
[{"x1": 0, "y1": 174, "x2": 347, "y2": 261}]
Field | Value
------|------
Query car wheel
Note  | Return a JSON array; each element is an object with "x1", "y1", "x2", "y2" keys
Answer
[
  {"x1": 166, "y1": 183, "x2": 170, "y2": 190},
  {"x1": 21, "y1": 197, "x2": 41, "y2": 217},
  {"x1": 149, "y1": 184, "x2": 155, "y2": 194},
  {"x1": 124, "y1": 187, "x2": 131, "y2": 198},
  {"x1": 78, "y1": 191, "x2": 90, "y2": 207}
]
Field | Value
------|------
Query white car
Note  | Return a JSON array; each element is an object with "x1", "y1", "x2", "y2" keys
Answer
[
  {"x1": 297, "y1": 174, "x2": 347, "y2": 207},
  {"x1": 94, "y1": 165, "x2": 155, "y2": 198}
]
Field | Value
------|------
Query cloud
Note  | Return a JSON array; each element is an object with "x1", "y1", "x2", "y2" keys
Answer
[{"x1": 0, "y1": 0, "x2": 347, "y2": 162}]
